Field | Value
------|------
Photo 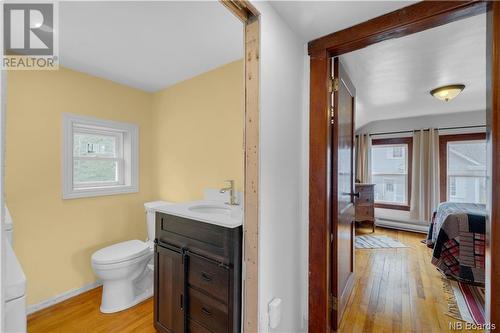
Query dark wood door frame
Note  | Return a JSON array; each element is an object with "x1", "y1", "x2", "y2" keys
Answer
[{"x1": 308, "y1": 1, "x2": 498, "y2": 332}]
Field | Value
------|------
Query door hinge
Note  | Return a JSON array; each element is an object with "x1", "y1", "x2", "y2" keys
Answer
[
  {"x1": 328, "y1": 77, "x2": 339, "y2": 93},
  {"x1": 329, "y1": 295, "x2": 338, "y2": 312}
]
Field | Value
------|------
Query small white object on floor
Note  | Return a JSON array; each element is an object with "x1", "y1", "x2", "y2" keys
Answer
[
  {"x1": 268, "y1": 298, "x2": 282, "y2": 329},
  {"x1": 355, "y1": 235, "x2": 408, "y2": 249}
]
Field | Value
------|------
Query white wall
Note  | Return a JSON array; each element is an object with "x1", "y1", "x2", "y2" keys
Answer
[{"x1": 252, "y1": 2, "x2": 307, "y2": 332}]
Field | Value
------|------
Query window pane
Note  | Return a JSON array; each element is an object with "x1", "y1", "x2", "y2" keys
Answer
[
  {"x1": 371, "y1": 144, "x2": 408, "y2": 205},
  {"x1": 371, "y1": 145, "x2": 407, "y2": 174},
  {"x1": 73, "y1": 160, "x2": 118, "y2": 184},
  {"x1": 447, "y1": 140, "x2": 486, "y2": 204},
  {"x1": 74, "y1": 132, "x2": 117, "y2": 158},
  {"x1": 372, "y1": 174, "x2": 407, "y2": 204}
]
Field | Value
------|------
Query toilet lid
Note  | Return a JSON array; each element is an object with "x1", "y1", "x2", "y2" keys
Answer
[{"x1": 92, "y1": 240, "x2": 150, "y2": 265}]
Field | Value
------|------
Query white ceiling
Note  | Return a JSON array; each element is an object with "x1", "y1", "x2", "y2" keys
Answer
[
  {"x1": 270, "y1": 1, "x2": 418, "y2": 42},
  {"x1": 340, "y1": 13, "x2": 486, "y2": 128},
  {"x1": 59, "y1": 1, "x2": 243, "y2": 92}
]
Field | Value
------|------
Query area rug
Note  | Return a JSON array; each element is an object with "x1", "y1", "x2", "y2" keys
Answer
[
  {"x1": 442, "y1": 278, "x2": 485, "y2": 325},
  {"x1": 355, "y1": 235, "x2": 408, "y2": 249}
]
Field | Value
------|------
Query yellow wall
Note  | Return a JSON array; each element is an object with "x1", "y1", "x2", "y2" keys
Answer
[
  {"x1": 6, "y1": 60, "x2": 244, "y2": 306},
  {"x1": 6, "y1": 68, "x2": 154, "y2": 305},
  {"x1": 152, "y1": 60, "x2": 244, "y2": 202}
]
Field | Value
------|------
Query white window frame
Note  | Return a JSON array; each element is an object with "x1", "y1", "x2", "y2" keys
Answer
[{"x1": 62, "y1": 113, "x2": 139, "y2": 199}]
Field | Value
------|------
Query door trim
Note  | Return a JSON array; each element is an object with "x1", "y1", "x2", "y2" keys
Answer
[
  {"x1": 219, "y1": 1, "x2": 260, "y2": 332},
  {"x1": 308, "y1": 2, "x2": 495, "y2": 332}
]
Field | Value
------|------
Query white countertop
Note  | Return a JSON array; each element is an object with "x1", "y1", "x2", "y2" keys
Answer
[{"x1": 154, "y1": 200, "x2": 243, "y2": 229}]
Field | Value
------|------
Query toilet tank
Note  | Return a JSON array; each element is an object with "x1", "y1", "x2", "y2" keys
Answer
[{"x1": 144, "y1": 201, "x2": 171, "y2": 242}]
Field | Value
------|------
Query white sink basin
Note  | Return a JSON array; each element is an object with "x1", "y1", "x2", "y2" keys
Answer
[
  {"x1": 153, "y1": 200, "x2": 242, "y2": 228},
  {"x1": 188, "y1": 204, "x2": 231, "y2": 215}
]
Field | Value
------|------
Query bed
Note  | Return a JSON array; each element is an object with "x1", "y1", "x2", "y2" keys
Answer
[{"x1": 426, "y1": 202, "x2": 486, "y2": 285}]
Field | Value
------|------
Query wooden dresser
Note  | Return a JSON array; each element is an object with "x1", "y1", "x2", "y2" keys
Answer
[{"x1": 354, "y1": 183, "x2": 375, "y2": 232}]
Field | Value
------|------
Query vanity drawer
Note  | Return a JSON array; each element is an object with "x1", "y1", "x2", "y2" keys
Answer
[
  {"x1": 189, "y1": 255, "x2": 229, "y2": 303},
  {"x1": 189, "y1": 288, "x2": 228, "y2": 333},
  {"x1": 156, "y1": 212, "x2": 233, "y2": 264},
  {"x1": 188, "y1": 320, "x2": 212, "y2": 333}
]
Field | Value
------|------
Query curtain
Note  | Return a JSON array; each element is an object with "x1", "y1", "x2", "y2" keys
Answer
[
  {"x1": 355, "y1": 134, "x2": 371, "y2": 183},
  {"x1": 410, "y1": 129, "x2": 440, "y2": 222}
]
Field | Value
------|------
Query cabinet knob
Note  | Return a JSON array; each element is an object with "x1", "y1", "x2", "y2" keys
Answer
[
  {"x1": 202, "y1": 307, "x2": 212, "y2": 316},
  {"x1": 201, "y1": 272, "x2": 212, "y2": 282}
]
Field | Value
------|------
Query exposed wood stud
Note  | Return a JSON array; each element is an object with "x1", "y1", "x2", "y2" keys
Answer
[
  {"x1": 219, "y1": 1, "x2": 260, "y2": 331},
  {"x1": 243, "y1": 16, "x2": 260, "y2": 333},
  {"x1": 220, "y1": 0, "x2": 259, "y2": 23}
]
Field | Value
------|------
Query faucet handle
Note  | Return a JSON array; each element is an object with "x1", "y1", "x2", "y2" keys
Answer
[{"x1": 224, "y1": 179, "x2": 234, "y2": 186}]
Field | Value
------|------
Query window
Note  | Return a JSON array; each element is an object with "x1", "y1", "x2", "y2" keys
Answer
[
  {"x1": 62, "y1": 113, "x2": 139, "y2": 199},
  {"x1": 371, "y1": 137, "x2": 412, "y2": 210},
  {"x1": 439, "y1": 133, "x2": 486, "y2": 204}
]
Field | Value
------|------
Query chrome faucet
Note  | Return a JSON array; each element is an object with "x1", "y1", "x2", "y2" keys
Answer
[{"x1": 220, "y1": 180, "x2": 238, "y2": 205}]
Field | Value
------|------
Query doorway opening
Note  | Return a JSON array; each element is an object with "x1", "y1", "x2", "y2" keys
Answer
[{"x1": 308, "y1": 2, "x2": 498, "y2": 331}]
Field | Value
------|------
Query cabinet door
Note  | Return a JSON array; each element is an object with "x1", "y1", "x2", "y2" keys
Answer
[{"x1": 155, "y1": 245, "x2": 184, "y2": 333}]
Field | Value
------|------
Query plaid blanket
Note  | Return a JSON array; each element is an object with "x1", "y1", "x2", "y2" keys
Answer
[{"x1": 426, "y1": 202, "x2": 486, "y2": 284}]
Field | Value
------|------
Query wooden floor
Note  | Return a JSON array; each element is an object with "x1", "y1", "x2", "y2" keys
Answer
[
  {"x1": 28, "y1": 288, "x2": 155, "y2": 333},
  {"x1": 339, "y1": 225, "x2": 482, "y2": 333},
  {"x1": 28, "y1": 227, "x2": 479, "y2": 333}
]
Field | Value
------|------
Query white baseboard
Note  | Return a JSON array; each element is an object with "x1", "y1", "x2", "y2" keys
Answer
[
  {"x1": 27, "y1": 281, "x2": 102, "y2": 315},
  {"x1": 376, "y1": 219, "x2": 429, "y2": 234}
]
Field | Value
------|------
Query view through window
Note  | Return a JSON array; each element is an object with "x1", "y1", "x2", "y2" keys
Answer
[
  {"x1": 446, "y1": 140, "x2": 486, "y2": 204},
  {"x1": 371, "y1": 138, "x2": 412, "y2": 209},
  {"x1": 73, "y1": 130, "x2": 123, "y2": 187}
]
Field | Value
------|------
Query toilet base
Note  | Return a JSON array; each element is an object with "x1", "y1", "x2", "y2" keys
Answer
[
  {"x1": 100, "y1": 264, "x2": 153, "y2": 313},
  {"x1": 100, "y1": 288, "x2": 153, "y2": 313}
]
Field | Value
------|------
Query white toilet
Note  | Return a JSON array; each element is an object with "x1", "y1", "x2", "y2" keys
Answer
[{"x1": 91, "y1": 201, "x2": 169, "y2": 313}]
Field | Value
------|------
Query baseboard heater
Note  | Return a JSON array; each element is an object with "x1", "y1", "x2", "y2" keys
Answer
[{"x1": 375, "y1": 218, "x2": 428, "y2": 234}]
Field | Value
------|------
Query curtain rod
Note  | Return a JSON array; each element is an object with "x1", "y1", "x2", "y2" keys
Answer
[{"x1": 367, "y1": 125, "x2": 486, "y2": 137}]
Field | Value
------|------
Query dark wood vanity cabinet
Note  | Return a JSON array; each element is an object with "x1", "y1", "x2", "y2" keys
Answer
[
  {"x1": 155, "y1": 245, "x2": 185, "y2": 333},
  {"x1": 154, "y1": 212, "x2": 242, "y2": 333}
]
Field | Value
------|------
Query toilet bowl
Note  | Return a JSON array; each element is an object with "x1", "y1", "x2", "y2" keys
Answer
[
  {"x1": 91, "y1": 240, "x2": 153, "y2": 313},
  {"x1": 91, "y1": 201, "x2": 170, "y2": 313}
]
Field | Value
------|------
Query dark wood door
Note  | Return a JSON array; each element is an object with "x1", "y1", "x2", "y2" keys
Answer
[
  {"x1": 155, "y1": 245, "x2": 184, "y2": 333},
  {"x1": 330, "y1": 57, "x2": 356, "y2": 330}
]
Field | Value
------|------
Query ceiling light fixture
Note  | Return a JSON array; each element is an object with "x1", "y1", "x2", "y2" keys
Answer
[{"x1": 430, "y1": 84, "x2": 465, "y2": 102}]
